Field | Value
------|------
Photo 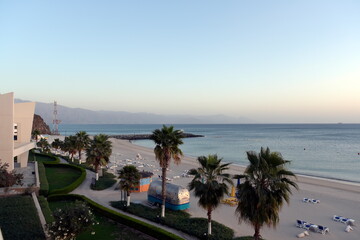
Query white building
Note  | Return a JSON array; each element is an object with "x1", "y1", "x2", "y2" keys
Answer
[{"x1": 0, "y1": 92, "x2": 36, "y2": 171}]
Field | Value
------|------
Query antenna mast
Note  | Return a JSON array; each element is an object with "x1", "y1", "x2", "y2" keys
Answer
[{"x1": 52, "y1": 101, "x2": 61, "y2": 135}]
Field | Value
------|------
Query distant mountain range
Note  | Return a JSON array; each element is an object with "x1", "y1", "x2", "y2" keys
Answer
[{"x1": 15, "y1": 99, "x2": 253, "y2": 125}]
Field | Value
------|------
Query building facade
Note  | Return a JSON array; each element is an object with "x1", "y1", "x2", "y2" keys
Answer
[{"x1": 0, "y1": 92, "x2": 36, "y2": 171}]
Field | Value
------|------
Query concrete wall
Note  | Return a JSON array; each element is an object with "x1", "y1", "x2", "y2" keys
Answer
[
  {"x1": 0, "y1": 92, "x2": 15, "y2": 169},
  {"x1": 14, "y1": 102, "x2": 35, "y2": 144},
  {"x1": 0, "y1": 92, "x2": 35, "y2": 171}
]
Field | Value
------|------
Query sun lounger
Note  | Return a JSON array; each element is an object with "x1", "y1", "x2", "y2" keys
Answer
[
  {"x1": 333, "y1": 215, "x2": 356, "y2": 226},
  {"x1": 317, "y1": 225, "x2": 329, "y2": 234},
  {"x1": 296, "y1": 220, "x2": 326, "y2": 233},
  {"x1": 303, "y1": 198, "x2": 320, "y2": 203},
  {"x1": 296, "y1": 220, "x2": 306, "y2": 228}
]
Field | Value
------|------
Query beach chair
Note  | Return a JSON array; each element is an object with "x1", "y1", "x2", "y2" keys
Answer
[
  {"x1": 333, "y1": 215, "x2": 342, "y2": 222},
  {"x1": 302, "y1": 198, "x2": 310, "y2": 203},
  {"x1": 311, "y1": 199, "x2": 320, "y2": 204},
  {"x1": 317, "y1": 225, "x2": 329, "y2": 234},
  {"x1": 296, "y1": 220, "x2": 306, "y2": 228}
]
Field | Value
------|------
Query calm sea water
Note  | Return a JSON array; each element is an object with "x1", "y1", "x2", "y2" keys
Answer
[{"x1": 58, "y1": 124, "x2": 360, "y2": 183}]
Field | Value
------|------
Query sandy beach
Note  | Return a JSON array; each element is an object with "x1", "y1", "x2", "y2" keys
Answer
[{"x1": 50, "y1": 136, "x2": 360, "y2": 239}]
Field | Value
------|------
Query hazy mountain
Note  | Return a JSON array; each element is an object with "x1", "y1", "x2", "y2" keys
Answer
[{"x1": 15, "y1": 99, "x2": 253, "y2": 125}]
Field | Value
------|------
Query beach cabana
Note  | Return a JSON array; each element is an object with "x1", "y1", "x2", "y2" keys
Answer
[{"x1": 131, "y1": 171, "x2": 153, "y2": 192}]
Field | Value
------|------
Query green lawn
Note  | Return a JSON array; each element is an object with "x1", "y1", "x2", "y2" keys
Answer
[
  {"x1": 49, "y1": 200, "x2": 155, "y2": 240},
  {"x1": 45, "y1": 165, "x2": 82, "y2": 191},
  {"x1": 91, "y1": 171, "x2": 117, "y2": 190},
  {"x1": 0, "y1": 195, "x2": 45, "y2": 240}
]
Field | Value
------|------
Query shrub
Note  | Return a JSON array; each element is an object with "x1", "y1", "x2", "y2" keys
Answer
[
  {"x1": 46, "y1": 200, "x2": 96, "y2": 240},
  {"x1": 110, "y1": 201, "x2": 234, "y2": 240},
  {"x1": 38, "y1": 196, "x2": 54, "y2": 223},
  {"x1": 38, "y1": 162, "x2": 49, "y2": 196},
  {"x1": 32, "y1": 151, "x2": 60, "y2": 164},
  {"x1": 48, "y1": 194, "x2": 184, "y2": 240},
  {"x1": 0, "y1": 161, "x2": 23, "y2": 187}
]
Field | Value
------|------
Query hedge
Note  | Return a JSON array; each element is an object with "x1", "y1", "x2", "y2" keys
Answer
[
  {"x1": 33, "y1": 151, "x2": 60, "y2": 164},
  {"x1": 38, "y1": 195, "x2": 54, "y2": 223},
  {"x1": 47, "y1": 194, "x2": 185, "y2": 240},
  {"x1": 37, "y1": 162, "x2": 49, "y2": 196},
  {"x1": 44, "y1": 163, "x2": 86, "y2": 196},
  {"x1": 111, "y1": 201, "x2": 234, "y2": 240}
]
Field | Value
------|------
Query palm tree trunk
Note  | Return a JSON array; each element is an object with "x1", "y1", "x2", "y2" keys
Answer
[
  {"x1": 254, "y1": 223, "x2": 260, "y2": 240},
  {"x1": 127, "y1": 191, "x2": 131, "y2": 206},
  {"x1": 161, "y1": 166, "x2": 166, "y2": 217},
  {"x1": 207, "y1": 207, "x2": 212, "y2": 235},
  {"x1": 78, "y1": 149, "x2": 82, "y2": 162},
  {"x1": 95, "y1": 164, "x2": 99, "y2": 181}
]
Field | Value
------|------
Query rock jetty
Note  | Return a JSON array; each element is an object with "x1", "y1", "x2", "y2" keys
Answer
[{"x1": 111, "y1": 133, "x2": 204, "y2": 140}]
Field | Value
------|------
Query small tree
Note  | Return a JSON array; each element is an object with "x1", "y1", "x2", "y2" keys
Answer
[
  {"x1": 0, "y1": 161, "x2": 23, "y2": 187},
  {"x1": 37, "y1": 138, "x2": 51, "y2": 153},
  {"x1": 118, "y1": 165, "x2": 141, "y2": 206},
  {"x1": 188, "y1": 155, "x2": 232, "y2": 235},
  {"x1": 46, "y1": 201, "x2": 96, "y2": 240}
]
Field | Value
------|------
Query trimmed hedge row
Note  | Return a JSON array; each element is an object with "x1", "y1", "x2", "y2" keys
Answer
[
  {"x1": 47, "y1": 194, "x2": 185, "y2": 240},
  {"x1": 37, "y1": 162, "x2": 49, "y2": 196},
  {"x1": 38, "y1": 195, "x2": 54, "y2": 223},
  {"x1": 111, "y1": 201, "x2": 234, "y2": 240},
  {"x1": 44, "y1": 163, "x2": 86, "y2": 196},
  {"x1": 33, "y1": 151, "x2": 61, "y2": 164}
]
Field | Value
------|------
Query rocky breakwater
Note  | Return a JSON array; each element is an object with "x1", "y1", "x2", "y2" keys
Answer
[{"x1": 111, "y1": 133, "x2": 204, "y2": 140}]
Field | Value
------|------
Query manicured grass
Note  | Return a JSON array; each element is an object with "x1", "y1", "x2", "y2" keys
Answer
[
  {"x1": 46, "y1": 165, "x2": 82, "y2": 192},
  {"x1": 91, "y1": 171, "x2": 117, "y2": 190},
  {"x1": 49, "y1": 200, "x2": 156, "y2": 240},
  {"x1": 0, "y1": 195, "x2": 45, "y2": 240}
]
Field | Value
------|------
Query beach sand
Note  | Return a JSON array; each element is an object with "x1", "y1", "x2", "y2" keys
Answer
[{"x1": 50, "y1": 136, "x2": 360, "y2": 239}]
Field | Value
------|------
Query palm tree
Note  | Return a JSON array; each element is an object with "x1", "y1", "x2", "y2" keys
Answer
[
  {"x1": 188, "y1": 155, "x2": 232, "y2": 236},
  {"x1": 75, "y1": 131, "x2": 90, "y2": 161},
  {"x1": 63, "y1": 136, "x2": 77, "y2": 161},
  {"x1": 118, "y1": 165, "x2": 141, "y2": 206},
  {"x1": 37, "y1": 138, "x2": 50, "y2": 152},
  {"x1": 51, "y1": 138, "x2": 62, "y2": 154},
  {"x1": 150, "y1": 125, "x2": 184, "y2": 218},
  {"x1": 235, "y1": 147, "x2": 298, "y2": 240},
  {"x1": 32, "y1": 129, "x2": 40, "y2": 142},
  {"x1": 86, "y1": 134, "x2": 112, "y2": 181}
]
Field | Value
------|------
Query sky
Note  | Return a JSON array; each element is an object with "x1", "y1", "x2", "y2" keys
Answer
[{"x1": 1, "y1": 1, "x2": 359, "y2": 123}]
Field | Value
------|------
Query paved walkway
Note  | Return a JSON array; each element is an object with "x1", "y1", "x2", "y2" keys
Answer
[{"x1": 67, "y1": 162, "x2": 197, "y2": 240}]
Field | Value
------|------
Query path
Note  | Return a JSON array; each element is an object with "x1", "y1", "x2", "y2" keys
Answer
[{"x1": 70, "y1": 167, "x2": 197, "y2": 240}]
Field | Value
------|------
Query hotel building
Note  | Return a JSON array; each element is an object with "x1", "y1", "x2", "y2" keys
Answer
[{"x1": 0, "y1": 92, "x2": 36, "y2": 171}]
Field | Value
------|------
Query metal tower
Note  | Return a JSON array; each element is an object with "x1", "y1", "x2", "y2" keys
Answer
[{"x1": 52, "y1": 101, "x2": 61, "y2": 135}]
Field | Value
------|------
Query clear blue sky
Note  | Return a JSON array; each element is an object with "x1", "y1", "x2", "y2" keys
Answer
[{"x1": 1, "y1": 1, "x2": 359, "y2": 123}]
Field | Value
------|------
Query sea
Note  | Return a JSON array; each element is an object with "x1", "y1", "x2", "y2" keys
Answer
[{"x1": 58, "y1": 124, "x2": 360, "y2": 183}]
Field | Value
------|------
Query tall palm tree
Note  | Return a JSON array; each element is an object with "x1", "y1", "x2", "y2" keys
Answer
[
  {"x1": 150, "y1": 125, "x2": 184, "y2": 217},
  {"x1": 188, "y1": 155, "x2": 232, "y2": 236},
  {"x1": 86, "y1": 134, "x2": 112, "y2": 181},
  {"x1": 235, "y1": 147, "x2": 298, "y2": 240},
  {"x1": 75, "y1": 131, "x2": 90, "y2": 161},
  {"x1": 118, "y1": 165, "x2": 141, "y2": 206}
]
